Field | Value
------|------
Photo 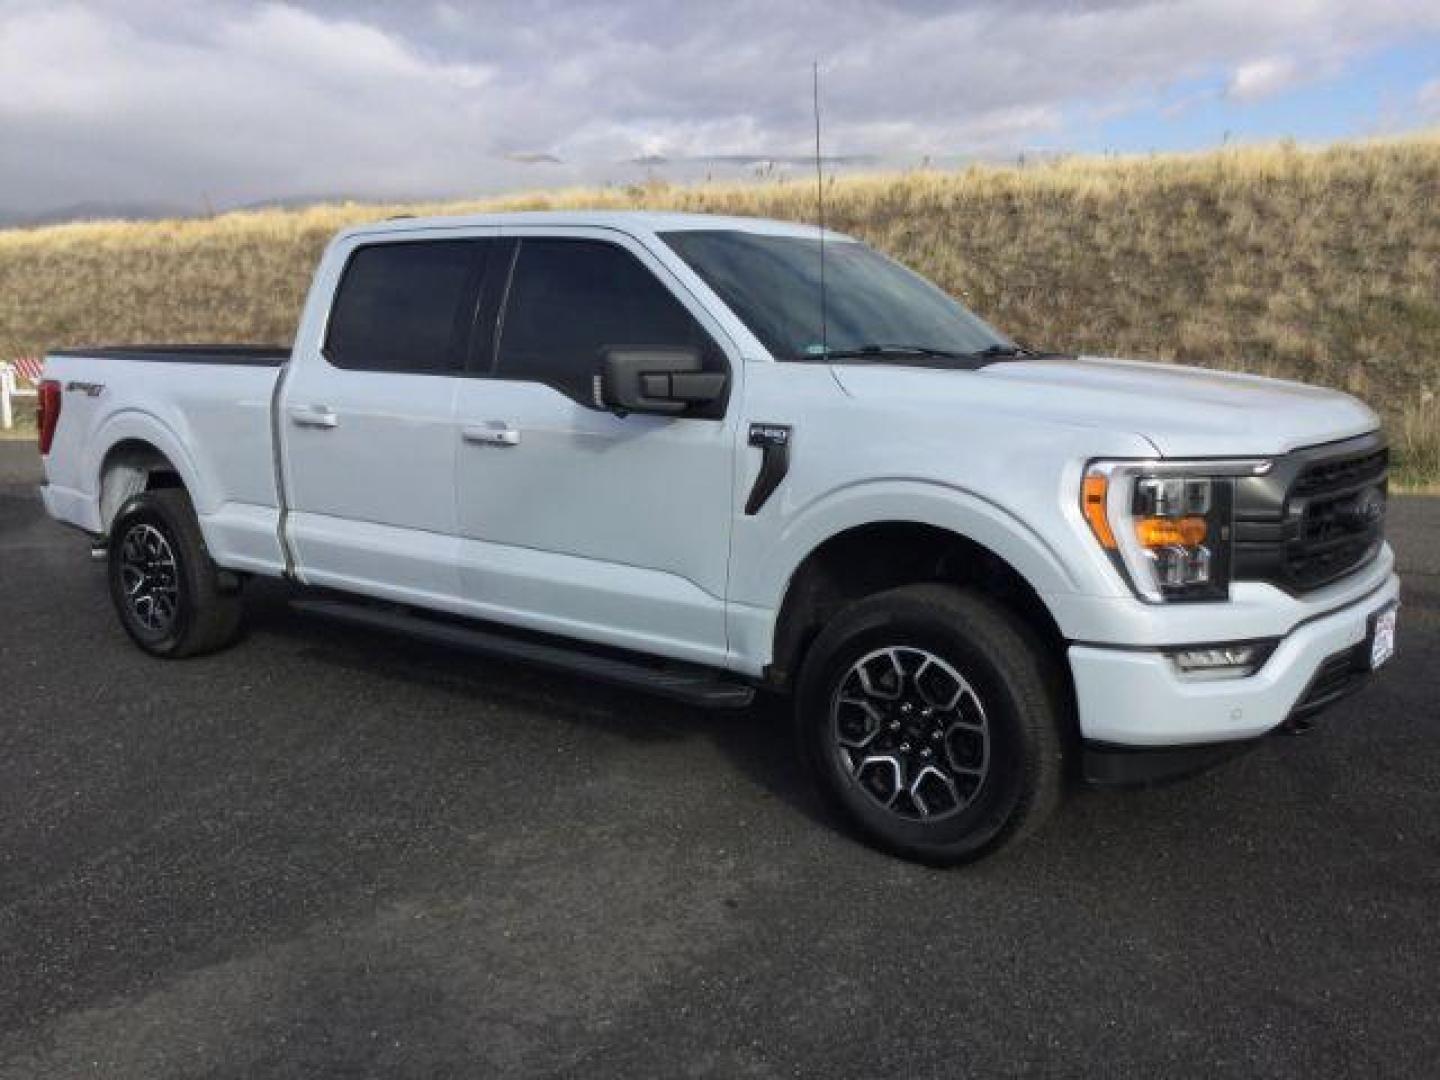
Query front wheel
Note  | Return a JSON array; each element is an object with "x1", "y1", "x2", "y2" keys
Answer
[
  {"x1": 108, "y1": 488, "x2": 244, "y2": 658},
  {"x1": 796, "y1": 583, "x2": 1066, "y2": 865}
]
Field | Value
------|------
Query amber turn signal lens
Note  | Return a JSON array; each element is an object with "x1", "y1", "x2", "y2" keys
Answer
[
  {"x1": 1135, "y1": 515, "x2": 1208, "y2": 548},
  {"x1": 1082, "y1": 474, "x2": 1116, "y2": 549}
]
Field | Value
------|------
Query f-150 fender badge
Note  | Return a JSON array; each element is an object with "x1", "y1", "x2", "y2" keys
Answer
[
  {"x1": 65, "y1": 381, "x2": 105, "y2": 397},
  {"x1": 745, "y1": 423, "x2": 792, "y2": 516},
  {"x1": 748, "y1": 423, "x2": 791, "y2": 448}
]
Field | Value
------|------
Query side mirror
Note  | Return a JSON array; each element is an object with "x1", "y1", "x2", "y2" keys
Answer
[{"x1": 598, "y1": 347, "x2": 727, "y2": 416}]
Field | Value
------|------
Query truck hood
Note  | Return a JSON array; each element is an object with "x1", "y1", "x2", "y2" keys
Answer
[{"x1": 831, "y1": 354, "x2": 1380, "y2": 458}]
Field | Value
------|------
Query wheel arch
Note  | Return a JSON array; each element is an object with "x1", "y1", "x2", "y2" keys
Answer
[
  {"x1": 767, "y1": 518, "x2": 1071, "y2": 701},
  {"x1": 93, "y1": 416, "x2": 204, "y2": 536}
]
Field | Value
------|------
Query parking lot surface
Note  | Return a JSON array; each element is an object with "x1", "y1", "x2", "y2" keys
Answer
[{"x1": 1, "y1": 442, "x2": 1436, "y2": 1078}]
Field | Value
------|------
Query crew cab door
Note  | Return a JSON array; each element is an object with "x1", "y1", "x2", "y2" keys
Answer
[
  {"x1": 452, "y1": 229, "x2": 740, "y2": 667},
  {"x1": 280, "y1": 232, "x2": 498, "y2": 601}
]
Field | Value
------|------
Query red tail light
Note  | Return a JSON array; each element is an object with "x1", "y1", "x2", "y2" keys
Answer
[{"x1": 37, "y1": 379, "x2": 62, "y2": 456}]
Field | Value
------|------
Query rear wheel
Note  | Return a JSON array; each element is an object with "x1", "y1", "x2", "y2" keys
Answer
[
  {"x1": 108, "y1": 488, "x2": 244, "y2": 658},
  {"x1": 796, "y1": 583, "x2": 1066, "y2": 865}
]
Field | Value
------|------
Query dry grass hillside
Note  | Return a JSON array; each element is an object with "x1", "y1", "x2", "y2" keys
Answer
[{"x1": 1, "y1": 135, "x2": 1437, "y2": 481}]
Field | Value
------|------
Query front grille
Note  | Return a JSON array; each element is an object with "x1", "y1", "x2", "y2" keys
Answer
[
  {"x1": 1233, "y1": 433, "x2": 1387, "y2": 594},
  {"x1": 1291, "y1": 446, "x2": 1388, "y2": 498}
]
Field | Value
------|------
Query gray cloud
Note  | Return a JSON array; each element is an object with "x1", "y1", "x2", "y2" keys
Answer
[{"x1": 1, "y1": 0, "x2": 1437, "y2": 218}]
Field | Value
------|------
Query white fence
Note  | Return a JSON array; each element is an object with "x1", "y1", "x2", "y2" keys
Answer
[{"x1": 1, "y1": 359, "x2": 41, "y2": 430}]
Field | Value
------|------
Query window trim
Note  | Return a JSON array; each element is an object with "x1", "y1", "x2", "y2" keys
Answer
[
  {"x1": 480, "y1": 230, "x2": 736, "y2": 419},
  {"x1": 321, "y1": 237, "x2": 495, "y2": 377}
]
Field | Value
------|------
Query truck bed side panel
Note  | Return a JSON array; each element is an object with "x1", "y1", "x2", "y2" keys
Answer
[{"x1": 41, "y1": 352, "x2": 287, "y2": 575}]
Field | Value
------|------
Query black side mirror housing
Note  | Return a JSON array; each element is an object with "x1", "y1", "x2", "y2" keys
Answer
[{"x1": 598, "y1": 347, "x2": 728, "y2": 416}]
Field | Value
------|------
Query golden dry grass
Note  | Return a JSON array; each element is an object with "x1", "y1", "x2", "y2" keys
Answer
[{"x1": 2, "y1": 134, "x2": 1437, "y2": 479}]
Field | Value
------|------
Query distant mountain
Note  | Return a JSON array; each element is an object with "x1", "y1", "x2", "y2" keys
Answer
[
  {"x1": 0, "y1": 193, "x2": 396, "y2": 229},
  {"x1": 0, "y1": 200, "x2": 196, "y2": 228},
  {"x1": 232, "y1": 193, "x2": 374, "y2": 212}
]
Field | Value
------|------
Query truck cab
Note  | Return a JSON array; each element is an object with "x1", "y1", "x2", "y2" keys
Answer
[{"x1": 37, "y1": 211, "x2": 1400, "y2": 864}]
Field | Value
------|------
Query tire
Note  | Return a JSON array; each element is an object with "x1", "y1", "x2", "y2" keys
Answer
[
  {"x1": 795, "y1": 583, "x2": 1066, "y2": 865},
  {"x1": 107, "y1": 488, "x2": 244, "y2": 658}
]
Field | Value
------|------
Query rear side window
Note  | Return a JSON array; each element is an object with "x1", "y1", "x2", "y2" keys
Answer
[
  {"x1": 325, "y1": 241, "x2": 485, "y2": 373},
  {"x1": 495, "y1": 238, "x2": 722, "y2": 404}
]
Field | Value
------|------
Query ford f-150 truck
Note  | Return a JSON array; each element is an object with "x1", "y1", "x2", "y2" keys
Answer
[{"x1": 36, "y1": 211, "x2": 1399, "y2": 864}]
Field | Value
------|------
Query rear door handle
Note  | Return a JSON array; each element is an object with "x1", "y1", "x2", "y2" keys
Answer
[
  {"x1": 289, "y1": 405, "x2": 338, "y2": 429},
  {"x1": 462, "y1": 423, "x2": 521, "y2": 447}
]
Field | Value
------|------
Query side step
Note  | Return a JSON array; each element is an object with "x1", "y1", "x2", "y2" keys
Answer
[{"x1": 291, "y1": 598, "x2": 756, "y2": 709}]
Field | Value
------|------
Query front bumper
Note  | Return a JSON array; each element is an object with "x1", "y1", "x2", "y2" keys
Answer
[{"x1": 1069, "y1": 571, "x2": 1400, "y2": 749}]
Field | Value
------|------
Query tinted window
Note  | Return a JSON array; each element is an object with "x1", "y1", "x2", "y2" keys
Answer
[
  {"x1": 326, "y1": 241, "x2": 485, "y2": 373},
  {"x1": 660, "y1": 230, "x2": 1010, "y2": 364},
  {"x1": 495, "y1": 239, "x2": 721, "y2": 403}
]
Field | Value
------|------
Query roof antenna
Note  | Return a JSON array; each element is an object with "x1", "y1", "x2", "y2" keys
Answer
[{"x1": 812, "y1": 59, "x2": 828, "y2": 357}]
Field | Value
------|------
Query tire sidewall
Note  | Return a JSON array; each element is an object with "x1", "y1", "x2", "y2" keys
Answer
[
  {"x1": 108, "y1": 496, "x2": 196, "y2": 656},
  {"x1": 798, "y1": 595, "x2": 1048, "y2": 864}
]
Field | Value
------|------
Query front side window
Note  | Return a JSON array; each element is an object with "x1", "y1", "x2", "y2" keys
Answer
[
  {"x1": 495, "y1": 238, "x2": 722, "y2": 405},
  {"x1": 660, "y1": 230, "x2": 1013, "y2": 365},
  {"x1": 325, "y1": 240, "x2": 486, "y2": 373}
]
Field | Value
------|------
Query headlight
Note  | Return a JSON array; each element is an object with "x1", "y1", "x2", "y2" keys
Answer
[{"x1": 1081, "y1": 459, "x2": 1268, "y2": 602}]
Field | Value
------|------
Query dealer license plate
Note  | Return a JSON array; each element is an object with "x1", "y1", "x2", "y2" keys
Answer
[{"x1": 1369, "y1": 605, "x2": 1397, "y2": 670}]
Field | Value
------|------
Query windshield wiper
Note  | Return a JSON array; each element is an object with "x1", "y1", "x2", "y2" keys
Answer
[
  {"x1": 967, "y1": 343, "x2": 1030, "y2": 358},
  {"x1": 802, "y1": 343, "x2": 970, "y2": 362},
  {"x1": 802, "y1": 342, "x2": 1033, "y2": 364}
]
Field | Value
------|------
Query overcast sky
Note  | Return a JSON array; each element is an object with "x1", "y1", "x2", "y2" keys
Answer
[{"x1": 2, "y1": 0, "x2": 1438, "y2": 219}]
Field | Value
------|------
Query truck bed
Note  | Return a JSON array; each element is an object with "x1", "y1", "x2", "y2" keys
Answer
[{"x1": 41, "y1": 343, "x2": 291, "y2": 575}]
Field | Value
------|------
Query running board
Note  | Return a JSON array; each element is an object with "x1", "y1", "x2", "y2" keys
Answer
[{"x1": 290, "y1": 598, "x2": 756, "y2": 709}]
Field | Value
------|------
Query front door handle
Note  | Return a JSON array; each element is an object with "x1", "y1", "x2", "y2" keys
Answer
[
  {"x1": 462, "y1": 423, "x2": 521, "y2": 447},
  {"x1": 289, "y1": 405, "x2": 338, "y2": 429}
]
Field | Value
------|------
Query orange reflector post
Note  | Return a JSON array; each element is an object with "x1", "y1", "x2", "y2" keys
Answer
[
  {"x1": 1135, "y1": 516, "x2": 1208, "y2": 547},
  {"x1": 1082, "y1": 474, "x2": 1116, "y2": 549}
]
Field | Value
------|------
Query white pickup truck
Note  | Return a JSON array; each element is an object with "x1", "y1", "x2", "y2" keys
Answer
[{"x1": 36, "y1": 211, "x2": 1399, "y2": 864}]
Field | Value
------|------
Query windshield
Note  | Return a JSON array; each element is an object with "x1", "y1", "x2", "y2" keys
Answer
[{"x1": 659, "y1": 229, "x2": 1013, "y2": 364}]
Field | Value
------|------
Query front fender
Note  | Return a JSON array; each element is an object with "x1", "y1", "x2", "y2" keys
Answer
[{"x1": 725, "y1": 479, "x2": 1087, "y2": 675}]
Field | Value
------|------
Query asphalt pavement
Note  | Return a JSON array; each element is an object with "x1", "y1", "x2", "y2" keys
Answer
[{"x1": 1, "y1": 441, "x2": 1436, "y2": 1078}]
